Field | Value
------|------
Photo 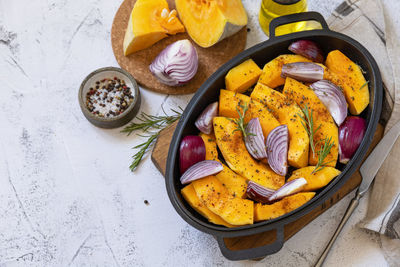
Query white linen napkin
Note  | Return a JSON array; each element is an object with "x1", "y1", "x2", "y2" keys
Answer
[{"x1": 326, "y1": 0, "x2": 400, "y2": 265}]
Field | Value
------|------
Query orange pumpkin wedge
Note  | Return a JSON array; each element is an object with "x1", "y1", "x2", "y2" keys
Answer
[
  {"x1": 175, "y1": 0, "x2": 247, "y2": 48},
  {"x1": 123, "y1": 0, "x2": 185, "y2": 55}
]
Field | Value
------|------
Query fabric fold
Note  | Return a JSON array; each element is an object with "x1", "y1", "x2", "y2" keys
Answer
[{"x1": 326, "y1": 0, "x2": 400, "y2": 265}]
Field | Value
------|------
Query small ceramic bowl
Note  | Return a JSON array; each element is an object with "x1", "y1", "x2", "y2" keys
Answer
[{"x1": 79, "y1": 67, "x2": 141, "y2": 129}]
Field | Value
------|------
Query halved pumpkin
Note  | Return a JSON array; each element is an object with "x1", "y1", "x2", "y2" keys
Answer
[
  {"x1": 258, "y1": 54, "x2": 311, "y2": 88},
  {"x1": 254, "y1": 192, "x2": 316, "y2": 222},
  {"x1": 213, "y1": 117, "x2": 285, "y2": 189},
  {"x1": 219, "y1": 89, "x2": 280, "y2": 137},
  {"x1": 192, "y1": 176, "x2": 253, "y2": 225},
  {"x1": 123, "y1": 0, "x2": 185, "y2": 56},
  {"x1": 181, "y1": 184, "x2": 234, "y2": 227},
  {"x1": 287, "y1": 166, "x2": 341, "y2": 191},
  {"x1": 199, "y1": 132, "x2": 247, "y2": 198},
  {"x1": 175, "y1": 0, "x2": 247, "y2": 47},
  {"x1": 250, "y1": 83, "x2": 309, "y2": 168},
  {"x1": 283, "y1": 77, "x2": 338, "y2": 167}
]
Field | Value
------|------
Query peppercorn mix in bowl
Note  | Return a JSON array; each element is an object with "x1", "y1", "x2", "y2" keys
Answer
[{"x1": 79, "y1": 67, "x2": 141, "y2": 129}]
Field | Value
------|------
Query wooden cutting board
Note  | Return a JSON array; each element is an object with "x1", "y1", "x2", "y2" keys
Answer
[
  {"x1": 111, "y1": 0, "x2": 247, "y2": 95},
  {"x1": 151, "y1": 121, "x2": 383, "y2": 255}
]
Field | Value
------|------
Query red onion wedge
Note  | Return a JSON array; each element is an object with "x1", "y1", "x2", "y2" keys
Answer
[
  {"x1": 149, "y1": 39, "x2": 198, "y2": 86},
  {"x1": 266, "y1": 125, "x2": 289, "y2": 176},
  {"x1": 180, "y1": 135, "x2": 206, "y2": 174},
  {"x1": 195, "y1": 102, "x2": 218, "y2": 134},
  {"x1": 311, "y1": 80, "x2": 347, "y2": 126},
  {"x1": 288, "y1": 40, "x2": 324, "y2": 63},
  {"x1": 339, "y1": 116, "x2": 366, "y2": 164},
  {"x1": 268, "y1": 178, "x2": 307, "y2": 202},
  {"x1": 246, "y1": 181, "x2": 275, "y2": 204},
  {"x1": 245, "y1": 118, "x2": 267, "y2": 160},
  {"x1": 180, "y1": 160, "x2": 223, "y2": 184},
  {"x1": 281, "y1": 62, "x2": 324, "y2": 82}
]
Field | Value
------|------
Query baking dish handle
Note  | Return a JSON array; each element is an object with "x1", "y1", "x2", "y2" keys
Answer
[
  {"x1": 216, "y1": 225, "x2": 284, "y2": 261},
  {"x1": 269, "y1": 11, "x2": 329, "y2": 38}
]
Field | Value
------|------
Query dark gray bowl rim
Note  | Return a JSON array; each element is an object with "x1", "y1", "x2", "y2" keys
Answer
[{"x1": 78, "y1": 66, "x2": 140, "y2": 124}]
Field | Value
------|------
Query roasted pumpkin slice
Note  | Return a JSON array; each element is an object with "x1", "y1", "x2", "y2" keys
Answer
[
  {"x1": 192, "y1": 176, "x2": 253, "y2": 225},
  {"x1": 213, "y1": 117, "x2": 285, "y2": 189},
  {"x1": 199, "y1": 132, "x2": 219, "y2": 161},
  {"x1": 175, "y1": 0, "x2": 247, "y2": 48},
  {"x1": 287, "y1": 166, "x2": 341, "y2": 191},
  {"x1": 219, "y1": 89, "x2": 280, "y2": 137},
  {"x1": 251, "y1": 83, "x2": 309, "y2": 168},
  {"x1": 225, "y1": 59, "x2": 262, "y2": 93},
  {"x1": 199, "y1": 132, "x2": 247, "y2": 198},
  {"x1": 325, "y1": 50, "x2": 369, "y2": 115},
  {"x1": 181, "y1": 184, "x2": 234, "y2": 227},
  {"x1": 283, "y1": 78, "x2": 338, "y2": 167},
  {"x1": 254, "y1": 192, "x2": 316, "y2": 222},
  {"x1": 258, "y1": 54, "x2": 311, "y2": 88},
  {"x1": 123, "y1": 0, "x2": 185, "y2": 55}
]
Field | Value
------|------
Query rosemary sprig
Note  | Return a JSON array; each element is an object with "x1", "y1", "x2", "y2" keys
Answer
[
  {"x1": 312, "y1": 137, "x2": 335, "y2": 174},
  {"x1": 129, "y1": 132, "x2": 159, "y2": 171},
  {"x1": 230, "y1": 102, "x2": 255, "y2": 138},
  {"x1": 122, "y1": 107, "x2": 182, "y2": 171},
  {"x1": 122, "y1": 107, "x2": 183, "y2": 135},
  {"x1": 297, "y1": 104, "x2": 322, "y2": 156},
  {"x1": 359, "y1": 81, "x2": 369, "y2": 91}
]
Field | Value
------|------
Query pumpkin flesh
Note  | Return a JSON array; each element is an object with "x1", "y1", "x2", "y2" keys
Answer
[
  {"x1": 192, "y1": 176, "x2": 253, "y2": 225},
  {"x1": 181, "y1": 184, "x2": 234, "y2": 227},
  {"x1": 287, "y1": 166, "x2": 341, "y2": 191},
  {"x1": 283, "y1": 77, "x2": 338, "y2": 166},
  {"x1": 123, "y1": 0, "x2": 185, "y2": 55},
  {"x1": 254, "y1": 192, "x2": 316, "y2": 221},
  {"x1": 325, "y1": 50, "x2": 369, "y2": 115},
  {"x1": 219, "y1": 89, "x2": 280, "y2": 137},
  {"x1": 175, "y1": 0, "x2": 247, "y2": 47},
  {"x1": 199, "y1": 132, "x2": 247, "y2": 198},
  {"x1": 258, "y1": 54, "x2": 311, "y2": 88},
  {"x1": 225, "y1": 59, "x2": 262, "y2": 93},
  {"x1": 213, "y1": 117, "x2": 285, "y2": 189},
  {"x1": 251, "y1": 83, "x2": 309, "y2": 168}
]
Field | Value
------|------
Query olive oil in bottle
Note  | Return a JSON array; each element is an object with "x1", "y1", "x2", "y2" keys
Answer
[{"x1": 259, "y1": 0, "x2": 308, "y2": 36}]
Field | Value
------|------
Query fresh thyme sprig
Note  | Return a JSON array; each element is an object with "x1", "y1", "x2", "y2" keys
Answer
[
  {"x1": 312, "y1": 137, "x2": 335, "y2": 174},
  {"x1": 297, "y1": 104, "x2": 321, "y2": 156},
  {"x1": 122, "y1": 107, "x2": 182, "y2": 171},
  {"x1": 230, "y1": 102, "x2": 255, "y2": 138}
]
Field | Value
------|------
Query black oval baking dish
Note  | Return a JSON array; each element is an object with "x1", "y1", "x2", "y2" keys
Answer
[{"x1": 165, "y1": 12, "x2": 382, "y2": 261}]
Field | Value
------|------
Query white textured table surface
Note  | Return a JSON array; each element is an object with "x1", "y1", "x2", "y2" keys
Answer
[{"x1": 0, "y1": 0, "x2": 389, "y2": 266}]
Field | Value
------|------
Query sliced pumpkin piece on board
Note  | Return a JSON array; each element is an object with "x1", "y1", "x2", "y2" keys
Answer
[
  {"x1": 287, "y1": 166, "x2": 341, "y2": 191},
  {"x1": 213, "y1": 117, "x2": 285, "y2": 189},
  {"x1": 182, "y1": 184, "x2": 234, "y2": 227},
  {"x1": 192, "y1": 176, "x2": 253, "y2": 225},
  {"x1": 225, "y1": 59, "x2": 262, "y2": 93},
  {"x1": 199, "y1": 132, "x2": 247, "y2": 198},
  {"x1": 175, "y1": 0, "x2": 247, "y2": 48},
  {"x1": 254, "y1": 192, "x2": 316, "y2": 222},
  {"x1": 325, "y1": 50, "x2": 369, "y2": 115},
  {"x1": 258, "y1": 54, "x2": 311, "y2": 88},
  {"x1": 219, "y1": 89, "x2": 280, "y2": 137},
  {"x1": 251, "y1": 83, "x2": 309, "y2": 168},
  {"x1": 123, "y1": 0, "x2": 185, "y2": 55},
  {"x1": 283, "y1": 77, "x2": 338, "y2": 167}
]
